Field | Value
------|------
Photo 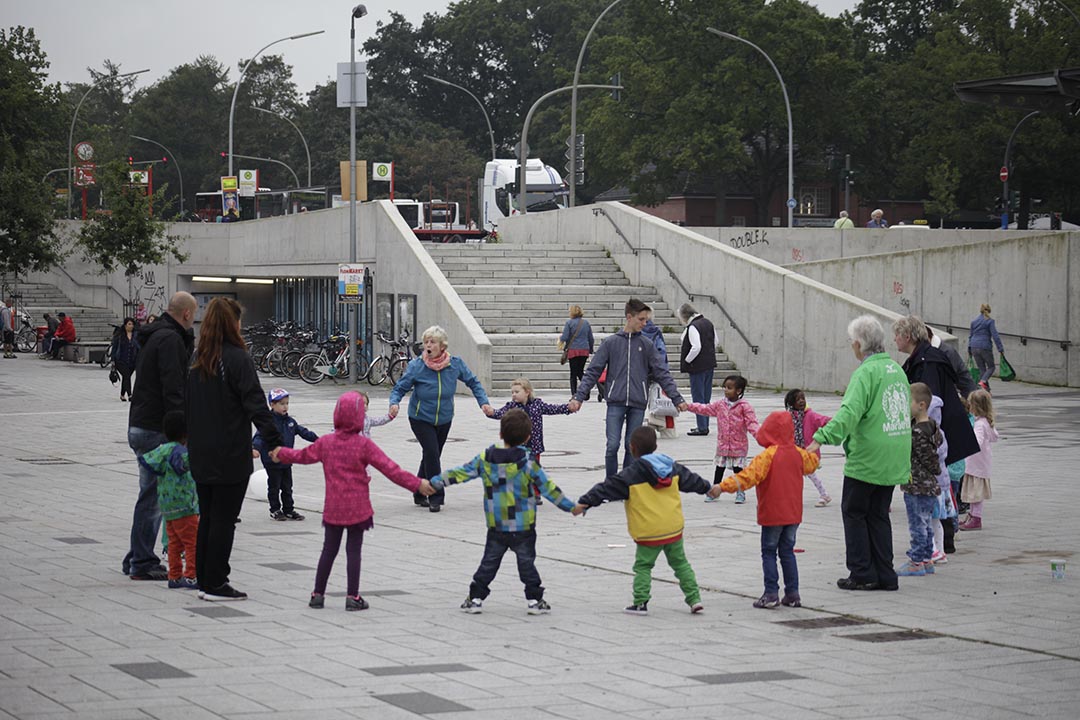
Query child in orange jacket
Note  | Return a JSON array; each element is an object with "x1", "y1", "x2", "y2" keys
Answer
[{"x1": 716, "y1": 411, "x2": 819, "y2": 609}]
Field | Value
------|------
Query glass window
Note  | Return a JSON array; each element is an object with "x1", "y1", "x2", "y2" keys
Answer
[
  {"x1": 376, "y1": 293, "x2": 394, "y2": 336},
  {"x1": 398, "y1": 295, "x2": 416, "y2": 340}
]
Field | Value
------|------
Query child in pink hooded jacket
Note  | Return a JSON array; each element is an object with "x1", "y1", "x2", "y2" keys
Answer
[
  {"x1": 785, "y1": 389, "x2": 833, "y2": 507},
  {"x1": 273, "y1": 391, "x2": 434, "y2": 610},
  {"x1": 687, "y1": 375, "x2": 760, "y2": 504}
]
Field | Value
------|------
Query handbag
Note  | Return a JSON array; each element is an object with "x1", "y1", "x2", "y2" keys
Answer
[
  {"x1": 560, "y1": 319, "x2": 585, "y2": 365},
  {"x1": 967, "y1": 354, "x2": 980, "y2": 385},
  {"x1": 999, "y1": 354, "x2": 1016, "y2": 382},
  {"x1": 960, "y1": 473, "x2": 992, "y2": 502},
  {"x1": 109, "y1": 366, "x2": 120, "y2": 385},
  {"x1": 647, "y1": 382, "x2": 679, "y2": 417}
]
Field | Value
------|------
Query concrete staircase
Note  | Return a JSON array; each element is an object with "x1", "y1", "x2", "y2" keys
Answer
[
  {"x1": 425, "y1": 242, "x2": 736, "y2": 391},
  {"x1": 9, "y1": 282, "x2": 120, "y2": 342}
]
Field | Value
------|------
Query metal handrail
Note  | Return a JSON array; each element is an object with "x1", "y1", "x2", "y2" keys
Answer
[
  {"x1": 925, "y1": 320, "x2": 1071, "y2": 352},
  {"x1": 594, "y1": 206, "x2": 759, "y2": 354}
]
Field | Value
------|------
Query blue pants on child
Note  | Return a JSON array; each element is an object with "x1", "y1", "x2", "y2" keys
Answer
[
  {"x1": 470, "y1": 529, "x2": 543, "y2": 601},
  {"x1": 904, "y1": 493, "x2": 936, "y2": 564},
  {"x1": 266, "y1": 467, "x2": 294, "y2": 514},
  {"x1": 761, "y1": 523, "x2": 799, "y2": 595}
]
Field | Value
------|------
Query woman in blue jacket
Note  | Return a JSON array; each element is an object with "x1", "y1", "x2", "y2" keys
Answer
[
  {"x1": 389, "y1": 325, "x2": 492, "y2": 512},
  {"x1": 968, "y1": 304, "x2": 1004, "y2": 392}
]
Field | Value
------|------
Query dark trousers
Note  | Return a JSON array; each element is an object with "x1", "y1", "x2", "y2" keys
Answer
[
  {"x1": 688, "y1": 368, "x2": 714, "y2": 431},
  {"x1": 266, "y1": 467, "x2": 294, "y2": 513},
  {"x1": 568, "y1": 355, "x2": 588, "y2": 397},
  {"x1": 410, "y1": 418, "x2": 451, "y2": 507},
  {"x1": 314, "y1": 520, "x2": 371, "y2": 597},
  {"x1": 195, "y1": 481, "x2": 248, "y2": 591},
  {"x1": 50, "y1": 338, "x2": 68, "y2": 358},
  {"x1": 470, "y1": 528, "x2": 543, "y2": 601},
  {"x1": 116, "y1": 363, "x2": 134, "y2": 397},
  {"x1": 841, "y1": 476, "x2": 897, "y2": 587}
]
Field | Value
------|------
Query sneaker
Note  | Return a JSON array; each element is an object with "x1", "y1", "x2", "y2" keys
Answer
[
  {"x1": 959, "y1": 516, "x2": 982, "y2": 531},
  {"x1": 414, "y1": 495, "x2": 430, "y2": 508},
  {"x1": 836, "y1": 577, "x2": 879, "y2": 591},
  {"x1": 527, "y1": 599, "x2": 551, "y2": 615},
  {"x1": 201, "y1": 583, "x2": 247, "y2": 601},
  {"x1": 734, "y1": 490, "x2": 746, "y2": 504},
  {"x1": 922, "y1": 561, "x2": 935, "y2": 575},
  {"x1": 753, "y1": 593, "x2": 780, "y2": 609},
  {"x1": 780, "y1": 593, "x2": 802, "y2": 607},
  {"x1": 309, "y1": 592, "x2": 325, "y2": 609},
  {"x1": 931, "y1": 550, "x2": 948, "y2": 565},
  {"x1": 130, "y1": 567, "x2": 169, "y2": 581},
  {"x1": 623, "y1": 602, "x2": 649, "y2": 616},
  {"x1": 270, "y1": 510, "x2": 286, "y2": 521},
  {"x1": 429, "y1": 504, "x2": 442, "y2": 513},
  {"x1": 704, "y1": 494, "x2": 719, "y2": 503},
  {"x1": 460, "y1": 597, "x2": 483, "y2": 614},
  {"x1": 282, "y1": 510, "x2": 304, "y2": 521},
  {"x1": 167, "y1": 577, "x2": 199, "y2": 590},
  {"x1": 690, "y1": 602, "x2": 704, "y2": 614},
  {"x1": 896, "y1": 561, "x2": 927, "y2": 577},
  {"x1": 687, "y1": 428, "x2": 709, "y2": 436},
  {"x1": 345, "y1": 595, "x2": 369, "y2": 611},
  {"x1": 815, "y1": 496, "x2": 832, "y2": 507}
]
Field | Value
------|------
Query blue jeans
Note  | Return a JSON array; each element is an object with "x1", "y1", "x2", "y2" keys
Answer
[
  {"x1": 125, "y1": 426, "x2": 166, "y2": 575},
  {"x1": 761, "y1": 524, "x2": 799, "y2": 595},
  {"x1": 688, "y1": 369, "x2": 714, "y2": 431},
  {"x1": 904, "y1": 493, "x2": 936, "y2": 563},
  {"x1": 605, "y1": 404, "x2": 646, "y2": 478},
  {"x1": 470, "y1": 529, "x2": 543, "y2": 601}
]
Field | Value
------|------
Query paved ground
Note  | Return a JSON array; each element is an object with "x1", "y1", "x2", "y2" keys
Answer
[{"x1": 1, "y1": 356, "x2": 1078, "y2": 719}]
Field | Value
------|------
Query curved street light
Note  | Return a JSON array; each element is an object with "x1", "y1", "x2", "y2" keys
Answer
[
  {"x1": 130, "y1": 134, "x2": 183, "y2": 217},
  {"x1": 251, "y1": 106, "x2": 312, "y2": 187},
  {"x1": 706, "y1": 27, "x2": 794, "y2": 228},
  {"x1": 231, "y1": 152, "x2": 300, "y2": 188},
  {"x1": 67, "y1": 67, "x2": 150, "y2": 218},
  {"x1": 423, "y1": 74, "x2": 497, "y2": 160},
  {"x1": 1001, "y1": 110, "x2": 1040, "y2": 228},
  {"x1": 227, "y1": 30, "x2": 324, "y2": 178},
  {"x1": 348, "y1": 3, "x2": 368, "y2": 383}
]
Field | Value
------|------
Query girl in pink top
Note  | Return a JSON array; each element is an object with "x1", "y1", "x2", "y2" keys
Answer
[
  {"x1": 273, "y1": 391, "x2": 433, "y2": 610},
  {"x1": 959, "y1": 390, "x2": 998, "y2": 531},
  {"x1": 687, "y1": 375, "x2": 760, "y2": 504},
  {"x1": 785, "y1": 389, "x2": 833, "y2": 507}
]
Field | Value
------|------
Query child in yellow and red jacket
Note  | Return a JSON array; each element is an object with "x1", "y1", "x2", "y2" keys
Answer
[
  {"x1": 574, "y1": 425, "x2": 712, "y2": 616},
  {"x1": 717, "y1": 411, "x2": 820, "y2": 609}
]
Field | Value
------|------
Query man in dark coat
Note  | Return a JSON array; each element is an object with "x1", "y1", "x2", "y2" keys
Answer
[{"x1": 678, "y1": 303, "x2": 717, "y2": 437}]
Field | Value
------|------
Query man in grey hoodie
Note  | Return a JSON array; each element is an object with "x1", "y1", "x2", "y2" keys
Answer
[{"x1": 570, "y1": 298, "x2": 687, "y2": 477}]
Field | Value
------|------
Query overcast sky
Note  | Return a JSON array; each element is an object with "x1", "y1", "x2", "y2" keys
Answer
[{"x1": 8, "y1": 0, "x2": 859, "y2": 95}]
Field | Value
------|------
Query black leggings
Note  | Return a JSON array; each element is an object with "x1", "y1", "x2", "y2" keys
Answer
[
  {"x1": 714, "y1": 466, "x2": 743, "y2": 486},
  {"x1": 116, "y1": 363, "x2": 134, "y2": 397},
  {"x1": 410, "y1": 418, "x2": 451, "y2": 506},
  {"x1": 314, "y1": 519, "x2": 372, "y2": 597},
  {"x1": 568, "y1": 355, "x2": 588, "y2": 396}
]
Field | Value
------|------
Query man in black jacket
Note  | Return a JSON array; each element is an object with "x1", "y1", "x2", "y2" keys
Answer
[
  {"x1": 678, "y1": 303, "x2": 717, "y2": 436},
  {"x1": 123, "y1": 292, "x2": 196, "y2": 580}
]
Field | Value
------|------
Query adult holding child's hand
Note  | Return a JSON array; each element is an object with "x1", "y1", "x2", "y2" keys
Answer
[{"x1": 389, "y1": 325, "x2": 491, "y2": 513}]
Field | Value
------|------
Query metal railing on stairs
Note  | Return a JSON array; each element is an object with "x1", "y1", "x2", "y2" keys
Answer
[
  {"x1": 924, "y1": 320, "x2": 1072, "y2": 352},
  {"x1": 592, "y1": 207, "x2": 759, "y2": 355}
]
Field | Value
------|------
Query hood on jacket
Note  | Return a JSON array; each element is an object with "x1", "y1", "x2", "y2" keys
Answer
[
  {"x1": 486, "y1": 445, "x2": 529, "y2": 466},
  {"x1": 136, "y1": 313, "x2": 188, "y2": 345},
  {"x1": 640, "y1": 321, "x2": 663, "y2": 342},
  {"x1": 756, "y1": 411, "x2": 795, "y2": 448},
  {"x1": 333, "y1": 391, "x2": 366, "y2": 434},
  {"x1": 639, "y1": 452, "x2": 675, "y2": 487}
]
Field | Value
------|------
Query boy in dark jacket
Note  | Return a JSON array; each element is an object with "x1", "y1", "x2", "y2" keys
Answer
[
  {"x1": 574, "y1": 425, "x2": 711, "y2": 615},
  {"x1": 717, "y1": 411, "x2": 820, "y2": 608},
  {"x1": 896, "y1": 382, "x2": 942, "y2": 577},
  {"x1": 253, "y1": 388, "x2": 318, "y2": 520}
]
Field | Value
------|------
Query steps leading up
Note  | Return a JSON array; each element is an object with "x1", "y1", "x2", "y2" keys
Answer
[{"x1": 9, "y1": 282, "x2": 120, "y2": 342}]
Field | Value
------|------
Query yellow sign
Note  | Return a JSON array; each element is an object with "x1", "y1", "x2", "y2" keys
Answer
[
  {"x1": 338, "y1": 161, "x2": 368, "y2": 201},
  {"x1": 220, "y1": 176, "x2": 238, "y2": 192}
]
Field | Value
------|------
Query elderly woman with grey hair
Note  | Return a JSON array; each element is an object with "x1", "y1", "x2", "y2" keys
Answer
[
  {"x1": 678, "y1": 303, "x2": 717, "y2": 436},
  {"x1": 808, "y1": 316, "x2": 911, "y2": 591},
  {"x1": 389, "y1": 325, "x2": 493, "y2": 512}
]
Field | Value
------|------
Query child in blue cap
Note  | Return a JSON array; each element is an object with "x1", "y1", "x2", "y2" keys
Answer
[{"x1": 253, "y1": 388, "x2": 318, "y2": 520}]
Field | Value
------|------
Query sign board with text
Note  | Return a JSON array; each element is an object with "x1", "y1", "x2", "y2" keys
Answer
[
  {"x1": 338, "y1": 264, "x2": 365, "y2": 304},
  {"x1": 238, "y1": 169, "x2": 258, "y2": 197},
  {"x1": 336, "y1": 62, "x2": 368, "y2": 108}
]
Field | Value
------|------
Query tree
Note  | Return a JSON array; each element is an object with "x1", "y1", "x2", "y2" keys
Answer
[
  {"x1": 924, "y1": 160, "x2": 960, "y2": 224},
  {"x1": 0, "y1": 26, "x2": 66, "y2": 275}
]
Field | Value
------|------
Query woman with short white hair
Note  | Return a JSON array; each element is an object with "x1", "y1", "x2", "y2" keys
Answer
[
  {"x1": 866, "y1": 208, "x2": 888, "y2": 229},
  {"x1": 389, "y1": 325, "x2": 493, "y2": 512}
]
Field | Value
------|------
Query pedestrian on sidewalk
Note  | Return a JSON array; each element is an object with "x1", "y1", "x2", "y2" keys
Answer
[
  {"x1": 834, "y1": 210, "x2": 854, "y2": 229},
  {"x1": 559, "y1": 305, "x2": 593, "y2": 398},
  {"x1": 785, "y1": 389, "x2": 832, "y2": 506},
  {"x1": 111, "y1": 318, "x2": 140, "y2": 401},
  {"x1": 678, "y1": 303, "x2": 717, "y2": 437},
  {"x1": 968, "y1": 304, "x2": 1005, "y2": 393},
  {"x1": 896, "y1": 383, "x2": 943, "y2": 578},
  {"x1": 1, "y1": 299, "x2": 15, "y2": 359},
  {"x1": 253, "y1": 388, "x2": 318, "y2": 521},
  {"x1": 687, "y1": 374, "x2": 759, "y2": 505},
  {"x1": 959, "y1": 390, "x2": 997, "y2": 531}
]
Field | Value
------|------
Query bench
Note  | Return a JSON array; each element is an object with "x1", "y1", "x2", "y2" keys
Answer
[{"x1": 59, "y1": 341, "x2": 110, "y2": 364}]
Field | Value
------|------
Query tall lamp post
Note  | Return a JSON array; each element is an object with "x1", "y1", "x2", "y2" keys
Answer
[
  {"x1": 706, "y1": 27, "x2": 794, "y2": 228},
  {"x1": 1001, "y1": 110, "x2": 1040, "y2": 229},
  {"x1": 227, "y1": 30, "x2": 323, "y2": 178},
  {"x1": 423, "y1": 75, "x2": 497, "y2": 160},
  {"x1": 68, "y1": 68, "x2": 149, "y2": 218},
  {"x1": 569, "y1": 0, "x2": 627, "y2": 208},
  {"x1": 251, "y1": 105, "x2": 312, "y2": 187},
  {"x1": 130, "y1": 135, "x2": 183, "y2": 217},
  {"x1": 348, "y1": 4, "x2": 367, "y2": 382}
]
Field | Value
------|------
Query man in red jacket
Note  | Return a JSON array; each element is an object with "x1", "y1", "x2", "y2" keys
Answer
[{"x1": 48, "y1": 312, "x2": 77, "y2": 359}]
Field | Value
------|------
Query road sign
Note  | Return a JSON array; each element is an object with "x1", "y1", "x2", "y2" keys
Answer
[
  {"x1": 372, "y1": 162, "x2": 393, "y2": 181},
  {"x1": 74, "y1": 164, "x2": 96, "y2": 187},
  {"x1": 336, "y1": 62, "x2": 368, "y2": 108},
  {"x1": 786, "y1": 197, "x2": 797, "y2": 209},
  {"x1": 238, "y1": 169, "x2": 258, "y2": 197},
  {"x1": 999, "y1": 166, "x2": 1009, "y2": 182},
  {"x1": 338, "y1": 264, "x2": 365, "y2": 304}
]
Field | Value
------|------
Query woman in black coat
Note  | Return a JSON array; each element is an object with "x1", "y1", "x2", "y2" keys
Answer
[
  {"x1": 186, "y1": 298, "x2": 282, "y2": 601},
  {"x1": 111, "y1": 317, "x2": 140, "y2": 401}
]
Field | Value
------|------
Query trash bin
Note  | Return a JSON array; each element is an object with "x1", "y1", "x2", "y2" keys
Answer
[{"x1": 35, "y1": 326, "x2": 47, "y2": 353}]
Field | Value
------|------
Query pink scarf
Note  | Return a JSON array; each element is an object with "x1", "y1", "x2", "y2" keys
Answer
[{"x1": 423, "y1": 350, "x2": 451, "y2": 371}]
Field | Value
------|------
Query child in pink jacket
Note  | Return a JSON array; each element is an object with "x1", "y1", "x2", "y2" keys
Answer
[
  {"x1": 273, "y1": 391, "x2": 434, "y2": 611},
  {"x1": 687, "y1": 375, "x2": 760, "y2": 504},
  {"x1": 785, "y1": 389, "x2": 833, "y2": 507}
]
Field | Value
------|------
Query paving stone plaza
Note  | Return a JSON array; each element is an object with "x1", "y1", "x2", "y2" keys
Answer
[{"x1": 1, "y1": 357, "x2": 1078, "y2": 719}]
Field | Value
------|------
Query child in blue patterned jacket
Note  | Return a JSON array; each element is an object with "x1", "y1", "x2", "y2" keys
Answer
[{"x1": 431, "y1": 409, "x2": 575, "y2": 615}]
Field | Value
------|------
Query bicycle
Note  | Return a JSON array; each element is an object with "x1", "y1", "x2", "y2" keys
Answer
[
  {"x1": 367, "y1": 329, "x2": 416, "y2": 386},
  {"x1": 297, "y1": 335, "x2": 367, "y2": 384}
]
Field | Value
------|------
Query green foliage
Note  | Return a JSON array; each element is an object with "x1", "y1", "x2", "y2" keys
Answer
[
  {"x1": 76, "y1": 160, "x2": 188, "y2": 277},
  {"x1": 925, "y1": 160, "x2": 960, "y2": 221}
]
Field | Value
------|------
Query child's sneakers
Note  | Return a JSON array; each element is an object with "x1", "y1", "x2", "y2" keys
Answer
[
  {"x1": 734, "y1": 490, "x2": 747, "y2": 504},
  {"x1": 752, "y1": 593, "x2": 780, "y2": 609},
  {"x1": 460, "y1": 598, "x2": 483, "y2": 614},
  {"x1": 308, "y1": 592, "x2": 324, "y2": 609},
  {"x1": 780, "y1": 593, "x2": 801, "y2": 607},
  {"x1": 527, "y1": 599, "x2": 551, "y2": 615},
  {"x1": 704, "y1": 494, "x2": 719, "y2": 503},
  {"x1": 345, "y1": 595, "x2": 369, "y2": 611},
  {"x1": 282, "y1": 510, "x2": 305, "y2": 521},
  {"x1": 897, "y1": 561, "x2": 927, "y2": 576},
  {"x1": 270, "y1": 510, "x2": 286, "y2": 521},
  {"x1": 815, "y1": 495, "x2": 832, "y2": 507},
  {"x1": 922, "y1": 561, "x2": 935, "y2": 575},
  {"x1": 690, "y1": 602, "x2": 704, "y2": 614},
  {"x1": 931, "y1": 550, "x2": 948, "y2": 565},
  {"x1": 959, "y1": 516, "x2": 982, "y2": 531},
  {"x1": 623, "y1": 602, "x2": 649, "y2": 616},
  {"x1": 167, "y1": 577, "x2": 198, "y2": 590}
]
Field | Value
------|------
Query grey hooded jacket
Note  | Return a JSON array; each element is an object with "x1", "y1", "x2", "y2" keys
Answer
[{"x1": 573, "y1": 330, "x2": 684, "y2": 409}]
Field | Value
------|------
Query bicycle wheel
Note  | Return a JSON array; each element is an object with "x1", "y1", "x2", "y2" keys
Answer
[
  {"x1": 388, "y1": 356, "x2": 409, "y2": 385},
  {"x1": 267, "y1": 348, "x2": 287, "y2": 377},
  {"x1": 283, "y1": 350, "x2": 304, "y2": 379},
  {"x1": 367, "y1": 356, "x2": 388, "y2": 386},
  {"x1": 258, "y1": 347, "x2": 275, "y2": 374},
  {"x1": 298, "y1": 354, "x2": 325, "y2": 384},
  {"x1": 16, "y1": 329, "x2": 35, "y2": 354}
]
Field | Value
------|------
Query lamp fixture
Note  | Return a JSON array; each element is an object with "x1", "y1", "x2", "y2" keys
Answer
[
  {"x1": 192, "y1": 276, "x2": 232, "y2": 283},
  {"x1": 236, "y1": 278, "x2": 274, "y2": 285}
]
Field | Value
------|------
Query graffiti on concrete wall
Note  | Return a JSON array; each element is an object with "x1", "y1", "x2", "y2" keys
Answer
[{"x1": 728, "y1": 229, "x2": 769, "y2": 250}]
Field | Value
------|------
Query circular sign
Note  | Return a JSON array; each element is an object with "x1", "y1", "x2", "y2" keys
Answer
[
  {"x1": 999, "y1": 166, "x2": 1009, "y2": 182},
  {"x1": 786, "y1": 197, "x2": 797, "y2": 209},
  {"x1": 75, "y1": 141, "x2": 94, "y2": 162},
  {"x1": 376, "y1": 164, "x2": 389, "y2": 178}
]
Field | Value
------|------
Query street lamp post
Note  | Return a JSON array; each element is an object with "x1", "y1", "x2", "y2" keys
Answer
[
  {"x1": 67, "y1": 68, "x2": 149, "y2": 218},
  {"x1": 348, "y1": 4, "x2": 367, "y2": 382},
  {"x1": 706, "y1": 27, "x2": 794, "y2": 228},
  {"x1": 519, "y1": 83, "x2": 621, "y2": 214},
  {"x1": 423, "y1": 75, "x2": 497, "y2": 160},
  {"x1": 130, "y1": 135, "x2": 183, "y2": 217},
  {"x1": 569, "y1": 0, "x2": 627, "y2": 208},
  {"x1": 252, "y1": 106, "x2": 312, "y2": 187},
  {"x1": 227, "y1": 30, "x2": 324, "y2": 178},
  {"x1": 1001, "y1": 110, "x2": 1040, "y2": 229},
  {"x1": 231, "y1": 152, "x2": 301, "y2": 189}
]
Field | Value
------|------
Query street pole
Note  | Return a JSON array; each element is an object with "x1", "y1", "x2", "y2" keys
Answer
[
  {"x1": 519, "y1": 83, "x2": 622, "y2": 214},
  {"x1": 569, "y1": 0, "x2": 627, "y2": 208},
  {"x1": 67, "y1": 68, "x2": 149, "y2": 219},
  {"x1": 230, "y1": 153, "x2": 301, "y2": 189},
  {"x1": 423, "y1": 75, "x2": 497, "y2": 160},
  {"x1": 252, "y1": 106, "x2": 312, "y2": 186},
  {"x1": 131, "y1": 135, "x2": 183, "y2": 217},
  {"x1": 844, "y1": 153, "x2": 851, "y2": 216},
  {"x1": 228, "y1": 30, "x2": 323, "y2": 178},
  {"x1": 706, "y1": 27, "x2": 794, "y2": 228},
  {"x1": 348, "y1": 5, "x2": 367, "y2": 383},
  {"x1": 1002, "y1": 110, "x2": 1039, "y2": 229}
]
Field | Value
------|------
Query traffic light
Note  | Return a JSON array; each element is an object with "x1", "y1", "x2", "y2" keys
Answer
[
  {"x1": 565, "y1": 134, "x2": 585, "y2": 184},
  {"x1": 161, "y1": 156, "x2": 169, "y2": 165},
  {"x1": 610, "y1": 72, "x2": 621, "y2": 102},
  {"x1": 220, "y1": 151, "x2": 227, "y2": 159},
  {"x1": 127, "y1": 156, "x2": 134, "y2": 167}
]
